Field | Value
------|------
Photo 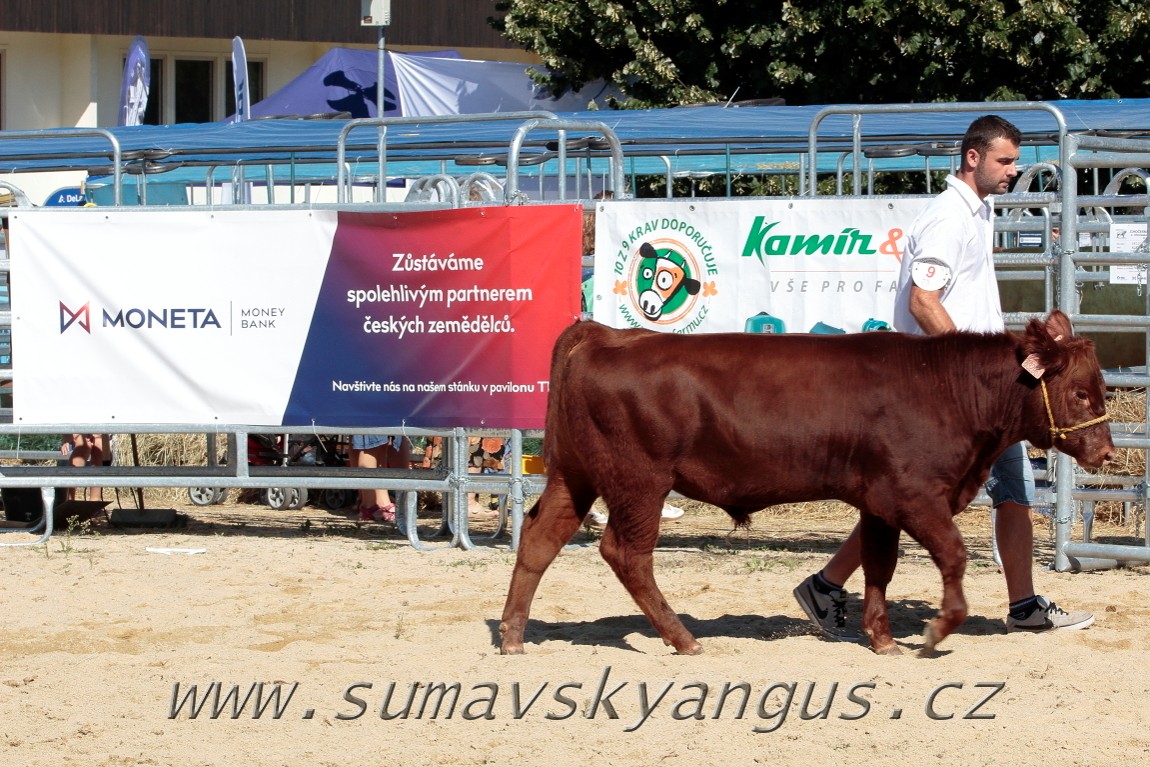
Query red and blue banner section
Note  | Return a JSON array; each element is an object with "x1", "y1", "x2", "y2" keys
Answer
[{"x1": 11, "y1": 206, "x2": 582, "y2": 428}]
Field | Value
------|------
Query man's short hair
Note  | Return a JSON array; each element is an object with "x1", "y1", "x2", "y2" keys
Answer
[{"x1": 962, "y1": 114, "x2": 1023, "y2": 158}]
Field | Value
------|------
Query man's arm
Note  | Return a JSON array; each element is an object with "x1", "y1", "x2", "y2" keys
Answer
[{"x1": 907, "y1": 285, "x2": 957, "y2": 335}]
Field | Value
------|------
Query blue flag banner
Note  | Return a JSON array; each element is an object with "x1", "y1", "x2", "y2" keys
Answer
[{"x1": 118, "y1": 36, "x2": 150, "y2": 127}]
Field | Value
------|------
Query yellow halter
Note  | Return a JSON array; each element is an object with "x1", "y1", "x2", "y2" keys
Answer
[{"x1": 1039, "y1": 379, "x2": 1110, "y2": 440}]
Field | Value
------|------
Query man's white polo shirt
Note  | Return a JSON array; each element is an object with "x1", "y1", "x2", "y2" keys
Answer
[{"x1": 892, "y1": 174, "x2": 1004, "y2": 334}]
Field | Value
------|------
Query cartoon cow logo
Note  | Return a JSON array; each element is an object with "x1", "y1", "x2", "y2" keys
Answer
[{"x1": 635, "y1": 242, "x2": 701, "y2": 321}]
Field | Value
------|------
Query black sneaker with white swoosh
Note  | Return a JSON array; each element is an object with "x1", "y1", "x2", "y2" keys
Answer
[{"x1": 793, "y1": 574, "x2": 861, "y2": 641}]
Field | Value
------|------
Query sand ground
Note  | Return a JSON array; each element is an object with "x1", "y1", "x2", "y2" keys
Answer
[{"x1": 1, "y1": 494, "x2": 1147, "y2": 766}]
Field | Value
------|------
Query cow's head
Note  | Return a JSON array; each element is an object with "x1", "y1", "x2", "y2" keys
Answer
[
  {"x1": 636, "y1": 242, "x2": 701, "y2": 320},
  {"x1": 1019, "y1": 311, "x2": 1114, "y2": 468}
]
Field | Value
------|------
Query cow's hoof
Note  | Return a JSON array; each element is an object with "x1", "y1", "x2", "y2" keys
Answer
[
  {"x1": 872, "y1": 642, "x2": 902, "y2": 656},
  {"x1": 921, "y1": 622, "x2": 944, "y2": 655},
  {"x1": 670, "y1": 640, "x2": 704, "y2": 655},
  {"x1": 500, "y1": 643, "x2": 524, "y2": 656}
]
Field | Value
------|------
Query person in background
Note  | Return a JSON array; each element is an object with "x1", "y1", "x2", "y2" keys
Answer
[
  {"x1": 61, "y1": 433, "x2": 111, "y2": 503},
  {"x1": 349, "y1": 434, "x2": 411, "y2": 524}
]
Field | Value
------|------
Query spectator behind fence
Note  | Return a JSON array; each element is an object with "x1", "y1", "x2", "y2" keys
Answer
[
  {"x1": 61, "y1": 433, "x2": 112, "y2": 503},
  {"x1": 349, "y1": 434, "x2": 411, "y2": 524},
  {"x1": 417, "y1": 436, "x2": 504, "y2": 521}
]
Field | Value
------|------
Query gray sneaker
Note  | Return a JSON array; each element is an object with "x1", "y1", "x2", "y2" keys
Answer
[
  {"x1": 793, "y1": 574, "x2": 860, "y2": 641},
  {"x1": 1006, "y1": 595, "x2": 1094, "y2": 632}
]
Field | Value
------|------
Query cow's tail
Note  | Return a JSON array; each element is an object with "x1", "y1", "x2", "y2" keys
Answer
[{"x1": 542, "y1": 320, "x2": 601, "y2": 470}]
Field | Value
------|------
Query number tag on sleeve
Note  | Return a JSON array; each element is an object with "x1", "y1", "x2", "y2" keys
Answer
[{"x1": 911, "y1": 259, "x2": 952, "y2": 291}]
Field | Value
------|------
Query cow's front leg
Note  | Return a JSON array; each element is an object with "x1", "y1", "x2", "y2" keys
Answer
[
  {"x1": 900, "y1": 510, "x2": 968, "y2": 656},
  {"x1": 859, "y1": 512, "x2": 902, "y2": 655},
  {"x1": 599, "y1": 501, "x2": 702, "y2": 654}
]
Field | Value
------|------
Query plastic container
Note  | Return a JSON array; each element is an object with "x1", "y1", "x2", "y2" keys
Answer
[
  {"x1": 744, "y1": 313, "x2": 786, "y2": 333},
  {"x1": 862, "y1": 318, "x2": 892, "y2": 332}
]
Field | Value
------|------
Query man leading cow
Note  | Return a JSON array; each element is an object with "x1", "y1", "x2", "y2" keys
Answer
[{"x1": 793, "y1": 114, "x2": 1095, "y2": 639}]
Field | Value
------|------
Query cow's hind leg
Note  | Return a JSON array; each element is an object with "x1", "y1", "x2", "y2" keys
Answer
[
  {"x1": 899, "y1": 510, "x2": 968, "y2": 656},
  {"x1": 500, "y1": 472, "x2": 593, "y2": 655},
  {"x1": 599, "y1": 499, "x2": 702, "y2": 655},
  {"x1": 858, "y1": 511, "x2": 903, "y2": 655}
]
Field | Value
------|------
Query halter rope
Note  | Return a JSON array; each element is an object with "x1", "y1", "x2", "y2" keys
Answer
[{"x1": 1039, "y1": 379, "x2": 1110, "y2": 440}]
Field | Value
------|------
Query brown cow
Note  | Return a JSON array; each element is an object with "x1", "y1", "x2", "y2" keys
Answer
[{"x1": 500, "y1": 311, "x2": 1114, "y2": 656}]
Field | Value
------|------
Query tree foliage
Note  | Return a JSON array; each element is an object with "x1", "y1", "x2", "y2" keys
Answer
[{"x1": 491, "y1": 0, "x2": 1150, "y2": 107}]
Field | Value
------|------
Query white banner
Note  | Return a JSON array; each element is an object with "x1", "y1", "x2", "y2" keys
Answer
[
  {"x1": 11, "y1": 210, "x2": 335, "y2": 424},
  {"x1": 592, "y1": 198, "x2": 930, "y2": 334},
  {"x1": 1110, "y1": 222, "x2": 1148, "y2": 284},
  {"x1": 9, "y1": 206, "x2": 581, "y2": 428}
]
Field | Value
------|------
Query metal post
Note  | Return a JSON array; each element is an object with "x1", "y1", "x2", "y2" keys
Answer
[
  {"x1": 1054, "y1": 133, "x2": 1081, "y2": 573},
  {"x1": 376, "y1": 25, "x2": 387, "y2": 203},
  {"x1": 508, "y1": 429, "x2": 525, "y2": 551}
]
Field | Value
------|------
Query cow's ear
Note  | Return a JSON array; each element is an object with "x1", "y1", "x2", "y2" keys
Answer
[
  {"x1": 1022, "y1": 314, "x2": 1068, "y2": 379},
  {"x1": 1044, "y1": 310, "x2": 1074, "y2": 343}
]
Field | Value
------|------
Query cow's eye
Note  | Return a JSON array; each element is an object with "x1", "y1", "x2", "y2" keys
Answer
[
  {"x1": 1075, "y1": 390, "x2": 1089, "y2": 402},
  {"x1": 641, "y1": 267, "x2": 654, "y2": 280},
  {"x1": 656, "y1": 270, "x2": 675, "y2": 289}
]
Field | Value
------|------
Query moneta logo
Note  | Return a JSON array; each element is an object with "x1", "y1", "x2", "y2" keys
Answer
[{"x1": 59, "y1": 302, "x2": 92, "y2": 334}]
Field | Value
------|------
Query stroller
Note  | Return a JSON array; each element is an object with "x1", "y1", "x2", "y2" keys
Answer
[{"x1": 186, "y1": 434, "x2": 348, "y2": 510}]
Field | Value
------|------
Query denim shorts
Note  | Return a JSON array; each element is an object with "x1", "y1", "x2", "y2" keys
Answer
[
  {"x1": 983, "y1": 442, "x2": 1036, "y2": 507},
  {"x1": 350, "y1": 434, "x2": 394, "y2": 451}
]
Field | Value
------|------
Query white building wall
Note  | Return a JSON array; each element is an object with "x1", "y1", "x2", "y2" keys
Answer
[
  {"x1": 1, "y1": 33, "x2": 353, "y2": 202},
  {"x1": 2, "y1": 32, "x2": 77, "y2": 128},
  {"x1": 1, "y1": 31, "x2": 529, "y2": 204}
]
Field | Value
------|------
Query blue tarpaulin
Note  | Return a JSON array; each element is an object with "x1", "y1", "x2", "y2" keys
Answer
[{"x1": 2, "y1": 99, "x2": 1150, "y2": 188}]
